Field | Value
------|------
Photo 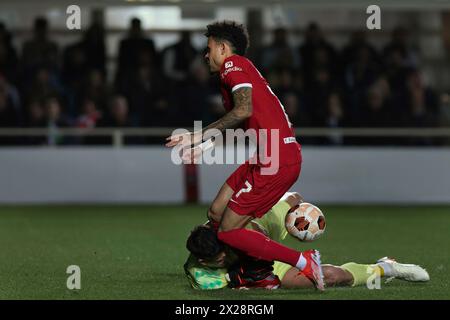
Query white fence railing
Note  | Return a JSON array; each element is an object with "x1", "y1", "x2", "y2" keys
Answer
[{"x1": 1, "y1": 127, "x2": 450, "y2": 147}]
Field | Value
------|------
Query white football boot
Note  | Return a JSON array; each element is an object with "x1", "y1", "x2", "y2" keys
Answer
[{"x1": 376, "y1": 257, "x2": 430, "y2": 283}]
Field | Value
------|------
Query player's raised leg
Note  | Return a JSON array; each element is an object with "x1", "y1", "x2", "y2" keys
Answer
[{"x1": 217, "y1": 207, "x2": 324, "y2": 290}]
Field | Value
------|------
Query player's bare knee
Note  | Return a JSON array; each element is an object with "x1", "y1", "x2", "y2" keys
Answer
[{"x1": 323, "y1": 267, "x2": 340, "y2": 287}]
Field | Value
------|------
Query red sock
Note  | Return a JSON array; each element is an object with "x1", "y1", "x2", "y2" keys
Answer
[{"x1": 217, "y1": 228, "x2": 301, "y2": 267}]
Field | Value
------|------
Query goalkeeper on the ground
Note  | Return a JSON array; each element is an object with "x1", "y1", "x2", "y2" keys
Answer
[{"x1": 184, "y1": 192, "x2": 429, "y2": 290}]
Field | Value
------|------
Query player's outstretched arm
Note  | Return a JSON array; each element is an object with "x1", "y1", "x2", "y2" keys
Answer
[
  {"x1": 165, "y1": 131, "x2": 202, "y2": 148},
  {"x1": 165, "y1": 87, "x2": 252, "y2": 148}
]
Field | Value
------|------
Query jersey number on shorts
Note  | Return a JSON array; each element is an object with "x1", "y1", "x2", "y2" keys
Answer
[{"x1": 235, "y1": 181, "x2": 252, "y2": 198}]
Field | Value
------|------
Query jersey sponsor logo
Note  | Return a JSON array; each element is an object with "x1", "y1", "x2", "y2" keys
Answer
[
  {"x1": 221, "y1": 66, "x2": 243, "y2": 79},
  {"x1": 225, "y1": 61, "x2": 233, "y2": 68}
]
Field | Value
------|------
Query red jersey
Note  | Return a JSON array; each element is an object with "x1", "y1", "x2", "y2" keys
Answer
[{"x1": 219, "y1": 54, "x2": 301, "y2": 167}]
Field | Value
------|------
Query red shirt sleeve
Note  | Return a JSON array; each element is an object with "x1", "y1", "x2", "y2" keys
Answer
[{"x1": 220, "y1": 57, "x2": 253, "y2": 92}]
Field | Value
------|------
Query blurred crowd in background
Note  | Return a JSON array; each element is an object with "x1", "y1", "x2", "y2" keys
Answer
[{"x1": 1, "y1": 16, "x2": 450, "y2": 146}]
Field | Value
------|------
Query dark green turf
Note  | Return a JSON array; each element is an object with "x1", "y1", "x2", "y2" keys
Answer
[{"x1": 0, "y1": 205, "x2": 449, "y2": 299}]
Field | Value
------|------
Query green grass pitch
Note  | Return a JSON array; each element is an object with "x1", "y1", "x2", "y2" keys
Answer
[{"x1": 0, "y1": 204, "x2": 449, "y2": 300}]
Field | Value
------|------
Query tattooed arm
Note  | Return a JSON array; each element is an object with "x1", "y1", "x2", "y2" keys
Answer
[
  {"x1": 165, "y1": 87, "x2": 252, "y2": 148},
  {"x1": 203, "y1": 87, "x2": 253, "y2": 133}
]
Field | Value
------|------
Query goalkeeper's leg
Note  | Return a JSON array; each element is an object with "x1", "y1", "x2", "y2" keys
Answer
[
  {"x1": 281, "y1": 264, "x2": 354, "y2": 288},
  {"x1": 281, "y1": 260, "x2": 428, "y2": 288}
]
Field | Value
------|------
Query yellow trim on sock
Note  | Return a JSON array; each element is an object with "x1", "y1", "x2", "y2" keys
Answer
[{"x1": 374, "y1": 265, "x2": 384, "y2": 277}]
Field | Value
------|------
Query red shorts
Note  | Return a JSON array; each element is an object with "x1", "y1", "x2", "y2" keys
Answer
[{"x1": 226, "y1": 161, "x2": 301, "y2": 218}]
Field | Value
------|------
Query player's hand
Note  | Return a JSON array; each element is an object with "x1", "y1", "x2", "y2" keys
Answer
[
  {"x1": 165, "y1": 131, "x2": 203, "y2": 148},
  {"x1": 165, "y1": 132, "x2": 193, "y2": 148},
  {"x1": 181, "y1": 145, "x2": 203, "y2": 164}
]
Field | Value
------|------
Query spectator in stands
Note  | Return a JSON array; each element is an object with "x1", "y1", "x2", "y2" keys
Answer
[
  {"x1": 383, "y1": 46, "x2": 411, "y2": 93},
  {"x1": 21, "y1": 17, "x2": 59, "y2": 74},
  {"x1": 0, "y1": 73, "x2": 22, "y2": 144},
  {"x1": 99, "y1": 95, "x2": 144, "y2": 145},
  {"x1": 26, "y1": 100, "x2": 45, "y2": 128},
  {"x1": 0, "y1": 22, "x2": 19, "y2": 84},
  {"x1": 325, "y1": 92, "x2": 345, "y2": 145},
  {"x1": 403, "y1": 69, "x2": 438, "y2": 122},
  {"x1": 24, "y1": 67, "x2": 68, "y2": 113},
  {"x1": 383, "y1": 26, "x2": 419, "y2": 69},
  {"x1": 269, "y1": 68, "x2": 296, "y2": 98},
  {"x1": 162, "y1": 31, "x2": 198, "y2": 86},
  {"x1": 360, "y1": 84, "x2": 392, "y2": 128},
  {"x1": 0, "y1": 81, "x2": 21, "y2": 128},
  {"x1": 122, "y1": 63, "x2": 167, "y2": 127},
  {"x1": 261, "y1": 27, "x2": 300, "y2": 72},
  {"x1": 202, "y1": 94, "x2": 226, "y2": 125},
  {"x1": 439, "y1": 93, "x2": 450, "y2": 127},
  {"x1": 0, "y1": 73, "x2": 21, "y2": 127},
  {"x1": 101, "y1": 95, "x2": 134, "y2": 128},
  {"x1": 79, "y1": 69, "x2": 111, "y2": 116},
  {"x1": 62, "y1": 18, "x2": 106, "y2": 100},
  {"x1": 76, "y1": 98, "x2": 102, "y2": 129},
  {"x1": 438, "y1": 94, "x2": 450, "y2": 145},
  {"x1": 75, "y1": 98, "x2": 103, "y2": 145},
  {"x1": 342, "y1": 43, "x2": 381, "y2": 127},
  {"x1": 281, "y1": 91, "x2": 299, "y2": 122},
  {"x1": 382, "y1": 26, "x2": 421, "y2": 94},
  {"x1": 0, "y1": 88, "x2": 19, "y2": 146},
  {"x1": 304, "y1": 67, "x2": 336, "y2": 127},
  {"x1": 340, "y1": 30, "x2": 379, "y2": 72},
  {"x1": 348, "y1": 84, "x2": 394, "y2": 145},
  {"x1": 179, "y1": 57, "x2": 218, "y2": 127},
  {"x1": 44, "y1": 96, "x2": 72, "y2": 146},
  {"x1": 62, "y1": 38, "x2": 89, "y2": 96},
  {"x1": 343, "y1": 45, "x2": 380, "y2": 92},
  {"x1": 401, "y1": 69, "x2": 438, "y2": 145},
  {"x1": 22, "y1": 99, "x2": 46, "y2": 145},
  {"x1": 82, "y1": 18, "x2": 107, "y2": 77},
  {"x1": 280, "y1": 91, "x2": 310, "y2": 128},
  {"x1": 116, "y1": 18, "x2": 158, "y2": 92},
  {"x1": 45, "y1": 96, "x2": 72, "y2": 127},
  {"x1": 299, "y1": 23, "x2": 337, "y2": 88}
]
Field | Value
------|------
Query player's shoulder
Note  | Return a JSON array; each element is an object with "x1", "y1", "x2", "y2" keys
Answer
[
  {"x1": 227, "y1": 54, "x2": 249, "y2": 65},
  {"x1": 221, "y1": 55, "x2": 248, "y2": 73}
]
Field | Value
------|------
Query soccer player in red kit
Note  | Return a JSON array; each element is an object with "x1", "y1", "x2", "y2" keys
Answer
[{"x1": 166, "y1": 21, "x2": 324, "y2": 290}]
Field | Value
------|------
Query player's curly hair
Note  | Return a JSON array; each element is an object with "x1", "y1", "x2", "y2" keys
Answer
[
  {"x1": 205, "y1": 20, "x2": 249, "y2": 56},
  {"x1": 186, "y1": 225, "x2": 224, "y2": 260}
]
